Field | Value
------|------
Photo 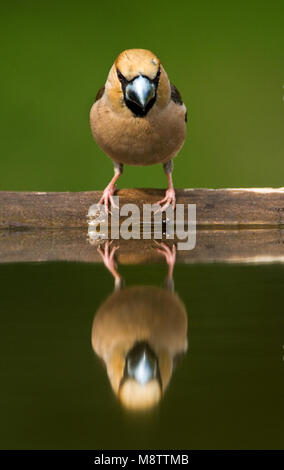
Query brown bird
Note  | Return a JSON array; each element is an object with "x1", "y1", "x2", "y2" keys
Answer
[
  {"x1": 90, "y1": 49, "x2": 187, "y2": 212},
  {"x1": 92, "y1": 242, "x2": 188, "y2": 410}
]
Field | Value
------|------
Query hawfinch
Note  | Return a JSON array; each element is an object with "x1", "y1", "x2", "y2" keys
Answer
[
  {"x1": 92, "y1": 241, "x2": 188, "y2": 410},
  {"x1": 90, "y1": 49, "x2": 187, "y2": 212}
]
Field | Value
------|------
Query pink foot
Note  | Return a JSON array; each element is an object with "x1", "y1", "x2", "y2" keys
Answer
[
  {"x1": 156, "y1": 188, "x2": 176, "y2": 212},
  {"x1": 156, "y1": 242, "x2": 176, "y2": 267},
  {"x1": 97, "y1": 241, "x2": 121, "y2": 285},
  {"x1": 156, "y1": 242, "x2": 176, "y2": 287},
  {"x1": 98, "y1": 184, "x2": 118, "y2": 214}
]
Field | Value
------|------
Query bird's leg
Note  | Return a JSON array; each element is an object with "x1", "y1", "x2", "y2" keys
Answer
[
  {"x1": 98, "y1": 163, "x2": 123, "y2": 213},
  {"x1": 157, "y1": 160, "x2": 176, "y2": 212},
  {"x1": 155, "y1": 242, "x2": 176, "y2": 292},
  {"x1": 97, "y1": 241, "x2": 123, "y2": 290}
]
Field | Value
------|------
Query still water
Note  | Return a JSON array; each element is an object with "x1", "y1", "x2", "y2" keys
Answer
[{"x1": 0, "y1": 256, "x2": 283, "y2": 449}]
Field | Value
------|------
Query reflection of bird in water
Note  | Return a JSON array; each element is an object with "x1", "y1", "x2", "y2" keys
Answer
[{"x1": 92, "y1": 241, "x2": 188, "y2": 410}]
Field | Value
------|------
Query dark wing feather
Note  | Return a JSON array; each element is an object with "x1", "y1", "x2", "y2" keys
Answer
[
  {"x1": 170, "y1": 83, "x2": 187, "y2": 122},
  {"x1": 170, "y1": 83, "x2": 183, "y2": 105},
  {"x1": 95, "y1": 85, "x2": 105, "y2": 102}
]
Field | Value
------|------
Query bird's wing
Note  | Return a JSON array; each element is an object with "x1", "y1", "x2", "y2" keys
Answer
[
  {"x1": 95, "y1": 85, "x2": 105, "y2": 102},
  {"x1": 170, "y1": 83, "x2": 187, "y2": 122}
]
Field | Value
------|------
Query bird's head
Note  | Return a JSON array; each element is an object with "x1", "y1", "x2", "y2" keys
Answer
[
  {"x1": 106, "y1": 341, "x2": 173, "y2": 410},
  {"x1": 118, "y1": 342, "x2": 162, "y2": 410},
  {"x1": 105, "y1": 49, "x2": 171, "y2": 117}
]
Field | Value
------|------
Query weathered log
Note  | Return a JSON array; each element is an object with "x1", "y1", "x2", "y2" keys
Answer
[{"x1": 0, "y1": 188, "x2": 284, "y2": 229}]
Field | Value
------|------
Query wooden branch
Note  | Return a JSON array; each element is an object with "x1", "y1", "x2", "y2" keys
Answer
[
  {"x1": 0, "y1": 188, "x2": 284, "y2": 229},
  {"x1": 1, "y1": 189, "x2": 284, "y2": 265}
]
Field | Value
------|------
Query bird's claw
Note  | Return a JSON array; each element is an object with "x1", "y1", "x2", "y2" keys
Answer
[
  {"x1": 98, "y1": 184, "x2": 118, "y2": 214},
  {"x1": 155, "y1": 241, "x2": 176, "y2": 266},
  {"x1": 156, "y1": 188, "x2": 176, "y2": 213},
  {"x1": 97, "y1": 240, "x2": 119, "y2": 272}
]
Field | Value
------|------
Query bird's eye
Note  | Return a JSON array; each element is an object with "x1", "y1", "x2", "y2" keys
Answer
[
  {"x1": 153, "y1": 66, "x2": 161, "y2": 85},
  {"x1": 116, "y1": 69, "x2": 128, "y2": 85}
]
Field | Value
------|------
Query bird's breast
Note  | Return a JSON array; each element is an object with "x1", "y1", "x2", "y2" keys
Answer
[{"x1": 90, "y1": 99, "x2": 186, "y2": 166}]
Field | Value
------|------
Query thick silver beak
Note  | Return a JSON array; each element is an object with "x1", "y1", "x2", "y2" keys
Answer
[
  {"x1": 126, "y1": 343, "x2": 158, "y2": 385},
  {"x1": 125, "y1": 75, "x2": 155, "y2": 110}
]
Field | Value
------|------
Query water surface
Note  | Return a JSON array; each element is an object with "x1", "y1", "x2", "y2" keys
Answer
[{"x1": 0, "y1": 261, "x2": 283, "y2": 449}]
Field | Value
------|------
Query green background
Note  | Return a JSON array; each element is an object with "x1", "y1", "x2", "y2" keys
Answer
[{"x1": 0, "y1": 0, "x2": 283, "y2": 191}]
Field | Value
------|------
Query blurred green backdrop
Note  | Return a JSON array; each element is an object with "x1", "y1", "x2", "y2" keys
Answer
[{"x1": 0, "y1": 0, "x2": 283, "y2": 191}]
